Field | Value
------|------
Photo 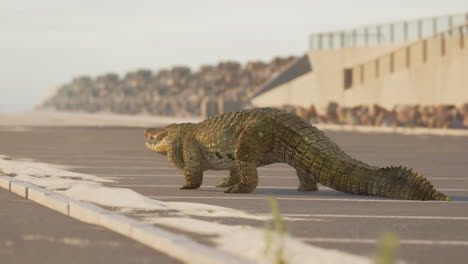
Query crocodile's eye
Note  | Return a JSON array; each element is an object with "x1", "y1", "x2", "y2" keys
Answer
[
  {"x1": 145, "y1": 128, "x2": 167, "y2": 140},
  {"x1": 155, "y1": 131, "x2": 167, "y2": 140}
]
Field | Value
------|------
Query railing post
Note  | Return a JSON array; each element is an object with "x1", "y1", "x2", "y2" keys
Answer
[
  {"x1": 418, "y1": 20, "x2": 423, "y2": 39},
  {"x1": 390, "y1": 24, "x2": 395, "y2": 43},
  {"x1": 329, "y1": 32, "x2": 334, "y2": 49},
  {"x1": 364, "y1": 27, "x2": 369, "y2": 46},
  {"x1": 377, "y1": 26, "x2": 382, "y2": 44},
  {"x1": 352, "y1": 29, "x2": 357, "y2": 47},
  {"x1": 310, "y1": 35, "x2": 314, "y2": 50},
  {"x1": 404, "y1": 22, "x2": 409, "y2": 41},
  {"x1": 433, "y1": 18, "x2": 438, "y2": 35},
  {"x1": 318, "y1": 34, "x2": 323, "y2": 49},
  {"x1": 460, "y1": 26, "x2": 465, "y2": 49},
  {"x1": 340, "y1": 31, "x2": 345, "y2": 48},
  {"x1": 448, "y1": 16, "x2": 453, "y2": 36}
]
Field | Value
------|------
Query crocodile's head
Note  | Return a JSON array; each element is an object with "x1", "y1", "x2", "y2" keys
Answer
[
  {"x1": 144, "y1": 127, "x2": 171, "y2": 154},
  {"x1": 144, "y1": 123, "x2": 193, "y2": 155}
]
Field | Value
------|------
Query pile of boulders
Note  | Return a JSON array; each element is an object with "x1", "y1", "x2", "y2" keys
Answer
[
  {"x1": 278, "y1": 103, "x2": 468, "y2": 129},
  {"x1": 38, "y1": 57, "x2": 297, "y2": 117}
]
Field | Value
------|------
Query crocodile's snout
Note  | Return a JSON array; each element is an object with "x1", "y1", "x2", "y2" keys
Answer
[
  {"x1": 145, "y1": 128, "x2": 169, "y2": 145},
  {"x1": 145, "y1": 128, "x2": 170, "y2": 154}
]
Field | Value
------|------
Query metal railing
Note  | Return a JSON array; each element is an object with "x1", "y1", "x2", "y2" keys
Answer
[
  {"x1": 309, "y1": 13, "x2": 468, "y2": 50},
  {"x1": 343, "y1": 22, "x2": 468, "y2": 90}
]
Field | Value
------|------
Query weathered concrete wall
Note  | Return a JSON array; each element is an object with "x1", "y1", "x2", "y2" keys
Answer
[
  {"x1": 252, "y1": 35, "x2": 468, "y2": 112},
  {"x1": 251, "y1": 72, "x2": 318, "y2": 108},
  {"x1": 251, "y1": 43, "x2": 407, "y2": 112},
  {"x1": 344, "y1": 36, "x2": 468, "y2": 108}
]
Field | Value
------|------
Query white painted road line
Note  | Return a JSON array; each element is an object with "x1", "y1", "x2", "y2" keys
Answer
[
  {"x1": 72, "y1": 166, "x2": 295, "y2": 171},
  {"x1": 18, "y1": 155, "x2": 161, "y2": 161},
  {"x1": 301, "y1": 238, "x2": 468, "y2": 246},
  {"x1": 94, "y1": 173, "x2": 467, "y2": 181},
  {"x1": 115, "y1": 184, "x2": 468, "y2": 193},
  {"x1": 148, "y1": 196, "x2": 462, "y2": 203},
  {"x1": 71, "y1": 166, "x2": 177, "y2": 170},
  {"x1": 430, "y1": 178, "x2": 468, "y2": 180},
  {"x1": 282, "y1": 214, "x2": 468, "y2": 220},
  {"x1": 115, "y1": 184, "x2": 298, "y2": 189},
  {"x1": 100, "y1": 174, "x2": 295, "y2": 179},
  {"x1": 53, "y1": 160, "x2": 169, "y2": 164}
]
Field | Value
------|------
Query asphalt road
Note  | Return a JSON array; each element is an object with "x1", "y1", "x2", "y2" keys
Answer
[
  {"x1": 1, "y1": 126, "x2": 467, "y2": 264},
  {"x1": 0, "y1": 187, "x2": 180, "y2": 264}
]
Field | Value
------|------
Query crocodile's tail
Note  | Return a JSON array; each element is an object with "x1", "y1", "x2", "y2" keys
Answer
[
  {"x1": 371, "y1": 166, "x2": 451, "y2": 201},
  {"x1": 296, "y1": 148, "x2": 450, "y2": 200},
  {"x1": 265, "y1": 108, "x2": 450, "y2": 201},
  {"x1": 316, "y1": 160, "x2": 451, "y2": 201}
]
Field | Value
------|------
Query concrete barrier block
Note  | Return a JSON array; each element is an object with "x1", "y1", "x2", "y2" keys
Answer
[
  {"x1": 69, "y1": 201, "x2": 110, "y2": 225},
  {"x1": 0, "y1": 175, "x2": 12, "y2": 190},
  {"x1": 27, "y1": 186, "x2": 54, "y2": 197},
  {"x1": 130, "y1": 224, "x2": 245, "y2": 264},
  {"x1": 29, "y1": 191, "x2": 71, "y2": 215},
  {"x1": 98, "y1": 213, "x2": 142, "y2": 236},
  {"x1": 130, "y1": 224, "x2": 192, "y2": 258},
  {"x1": 0, "y1": 175, "x2": 20, "y2": 191},
  {"x1": 10, "y1": 181, "x2": 37, "y2": 198}
]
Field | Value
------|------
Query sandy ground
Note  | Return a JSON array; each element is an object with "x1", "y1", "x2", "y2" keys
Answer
[
  {"x1": 1, "y1": 111, "x2": 467, "y2": 136},
  {"x1": 0, "y1": 111, "x2": 203, "y2": 128}
]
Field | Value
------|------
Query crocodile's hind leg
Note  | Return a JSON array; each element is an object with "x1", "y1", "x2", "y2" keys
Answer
[
  {"x1": 180, "y1": 137, "x2": 203, "y2": 189},
  {"x1": 216, "y1": 169, "x2": 241, "y2": 187},
  {"x1": 225, "y1": 119, "x2": 274, "y2": 193},
  {"x1": 297, "y1": 168, "x2": 318, "y2": 191},
  {"x1": 225, "y1": 161, "x2": 258, "y2": 193}
]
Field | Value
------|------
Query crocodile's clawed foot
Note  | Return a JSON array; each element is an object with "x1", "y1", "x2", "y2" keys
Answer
[
  {"x1": 224, "y1": 183, "x2": 255, "y2": 193},
  {"x1": 180, "y1": 184, "x2": 200, "y2": 190},
  {"x1": 298, "y1": 184, "x2": 319, "y2": 191},
  {"x1": 216, "y1": 177, "x2": 239, "y2": 188}
]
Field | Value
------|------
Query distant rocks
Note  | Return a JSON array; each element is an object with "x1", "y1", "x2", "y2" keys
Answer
[
  {"x1": 279, "y1": 103, "x2": 468, "y2": 129},
  {"x1": 38, "y1": 57, "x2": 468, "y2": 130},
  {"x1": 38, "y1": 57, "x2": 297, "y2": 117}
]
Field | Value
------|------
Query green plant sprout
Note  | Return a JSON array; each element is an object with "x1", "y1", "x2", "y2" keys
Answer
[
  {"x1": 264, "y1": 196, "x2": 289, "y2": 264},
  {"x1": 375, "y1": 232, "x2": 400, "y2": 264}
]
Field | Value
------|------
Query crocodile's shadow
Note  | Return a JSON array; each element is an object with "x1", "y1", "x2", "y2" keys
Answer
[{"x1": 196, "y1": 187, "x2": 468, "y2": 201}]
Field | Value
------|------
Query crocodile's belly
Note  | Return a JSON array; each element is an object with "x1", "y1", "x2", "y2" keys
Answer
[{"x1": 202, "y1": 151, "x2": 237, "y2": 170}]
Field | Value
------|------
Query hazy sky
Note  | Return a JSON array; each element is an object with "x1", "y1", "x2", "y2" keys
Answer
[{"x1": 1, "y1": 0, "x2": 467, "y2": 112}]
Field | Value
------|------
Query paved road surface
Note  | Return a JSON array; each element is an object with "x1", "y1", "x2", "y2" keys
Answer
[
  {"x1": 1, "y1": 126, "x2": 467, "y2": 263},
  {"x1": 0, "y1": 188, "x2": 180, "y2": 264}
]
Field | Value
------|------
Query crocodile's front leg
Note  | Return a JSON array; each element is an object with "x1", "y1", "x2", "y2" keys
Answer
[
  {"x1": 216, "y1": 169, "x2": 240, "y2": 187},
  {"x1": 297, "y1": 168, "x2": 318, "y2": 191},
  {"x1": 180, "y1": 137, "x2": 203, "y2": 189}
]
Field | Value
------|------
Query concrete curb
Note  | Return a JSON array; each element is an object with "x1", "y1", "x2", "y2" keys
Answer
[
  {"x1": 316, "y1": 123, "x2": 468, "y2": 136},
  {"x1": 0, "y1": 175, "x2": 251, "y2": 264}
]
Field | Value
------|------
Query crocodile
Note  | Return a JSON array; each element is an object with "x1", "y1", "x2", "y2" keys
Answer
[{"x1": 145, "y1": 108, "x2": 450, "y2": 201}]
